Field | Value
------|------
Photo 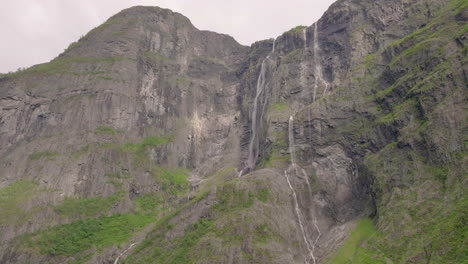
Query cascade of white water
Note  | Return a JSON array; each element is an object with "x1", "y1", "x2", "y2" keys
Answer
[
  {"x1": 313, "y1": 23, "x2": 329, "y2": 102},
  {"x1": 301, "y1": 27, "x2": 310, "y2": 106},
  {"x1": 289, "y1": 116, "x2": 296, "y2": 165},
  {"x1": 239, "y1": 39, "x2": 276, "y2": 177},
  {"x1": 299, "y1": 167, "x2": 322, "y2": 258},
  {"x1": 313, "y1": 23, "x2": 320, "y2": 102},
  {"x1": 284, "y1": 169, "x2": 315, "y2": 264},
  {"x1": 285, "y1": 116, "x2": 318, "y2": 264},
  {"x1": 114, "y1": 243, "x2": 135, "y2": 264},
  {"x1": 246, "y1": 59, "x2": 268, "y2": 170},
  {"x1": 272, "y1": 38, "x2": 276, "y2": 53}
]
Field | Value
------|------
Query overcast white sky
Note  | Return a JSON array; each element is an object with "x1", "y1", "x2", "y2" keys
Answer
[{"x1": 0, "y1": 0, "x2": 336, "y2": 73}]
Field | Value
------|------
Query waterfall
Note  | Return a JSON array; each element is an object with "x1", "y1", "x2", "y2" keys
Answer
[
  {"x1": 302, "y1": 26, "x2": 314, "y2": 152},
  {"x1": 289, "y1": 116, "x2": 296, "y2": 165},
  {"x1": 313, "y1": 23, "x2": 329, "y2": 102},
  {"x1": 114, "y1": 243, "x2": 135, "y2": 264},
  {"x1": 284, "y1": 116, "x2": 319, "y2": 264},
  {"x1": 272, "y1": 38, "x2": 276, "y2": 53},
  {"x1": 299, "y1": 167, "x2": 322, "y2": 261},
  {"x1": 247, "y1": 59, "x2": 268, "y2": 170},
  {"x1": 240, "y1": 39, "x2": 276, "y2": 176}
]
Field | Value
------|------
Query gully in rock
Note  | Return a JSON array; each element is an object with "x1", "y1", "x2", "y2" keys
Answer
[{"x1": 239, "y1": 39, "x2": 276, "y2": 177}]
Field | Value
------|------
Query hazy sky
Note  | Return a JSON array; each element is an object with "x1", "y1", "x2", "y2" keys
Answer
[{"x1": 0, "y1": 0, "x2": 336, "y2": 73}]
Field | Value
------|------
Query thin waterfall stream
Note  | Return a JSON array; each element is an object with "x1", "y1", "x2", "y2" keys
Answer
[
  {"x1": 284, "y1": 116, "x2": 320, "y2": 264},
  {"x1": 312, "y1": 23, "x2": 329, "y2": 102},
  {"x1": 114, "y1": 243, "x2": 135, "y2": 264},
  {"x1": 303, "y1": 26, "x2": 314, "y2": 151},
  {"x1": 239, "y1": 39, "x2": 276, "y2": 177}
]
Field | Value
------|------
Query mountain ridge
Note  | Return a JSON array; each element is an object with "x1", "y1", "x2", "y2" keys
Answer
[{"x1": 0, "y1": 0, "x2": 466, "y2": 263}]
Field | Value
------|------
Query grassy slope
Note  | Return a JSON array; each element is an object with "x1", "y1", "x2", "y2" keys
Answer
[
  {"x1": 1, "y1": 131, "x2": 189, "y2": 263},
  {"x1": 123, "y1": 178, "x2": 276, "y2": 264},
  {"x1": 326, "y1": 0, "x2": 467, "y2": 263},
  {"x1": 325, "y1": 219, "x2": 386, "y2": 264}
]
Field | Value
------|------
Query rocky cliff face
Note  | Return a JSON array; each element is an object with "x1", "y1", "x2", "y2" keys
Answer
[{"x1": 0, "y1": 0, "x2": 466, "y2": 263}]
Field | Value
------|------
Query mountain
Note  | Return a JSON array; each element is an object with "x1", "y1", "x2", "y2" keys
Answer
[{"x1": 0, "y1": 0, "x2": 466, "y2": 263}]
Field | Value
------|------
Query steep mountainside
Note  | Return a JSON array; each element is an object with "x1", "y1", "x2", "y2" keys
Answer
[{"x1": 0, "y1": 0, "x2": 466, "y2": 263}]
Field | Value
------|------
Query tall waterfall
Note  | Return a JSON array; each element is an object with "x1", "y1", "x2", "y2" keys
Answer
[
  {"x1": 312, "y1": 23, "x2": 329, "y2": 102},
  {"x1": 284, "y1": 116, "x2": 320, "y2": 264},
  {"x1": 239, "y1": 39, "x2": 276, "y2": 177}
]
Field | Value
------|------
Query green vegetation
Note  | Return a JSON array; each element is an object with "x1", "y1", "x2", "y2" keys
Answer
[
  {"x1": 172, "y1": 76, "x2": 190, "y2": 85},
  {"x1": 124, "y1": 191, "x2": 212, "y2": 263},
  {"x1": 124, "y1": 179, "x2": 273, "y2": 263},
  {"x1": 387, "y1": 2, "x2": 466, "y2": 67},
  {"x1": 253, "y1": 224, "x2": 274, "y2": 244},
  {"x1": 94, "y1": 125, "x2": 121, "y2": 135},
  {"x1": 2, "y1": 1, "x2": 467, "y2": 263},
  {"x1": 29, "y1": 150, "x2": 60, "y2": 161},
  {"x1": 269, "y1": 103, "x2": 288, "y2": 112},
  {"x1": 124, "y1": 182, "x2": 272, "y2": 263},
  {"x1": 258, "y1": 151, "x2": 290, "y2": 169},
  {"x1": 192, "y1": 56, "x2": 228, "y2": 68},
  {"x1": 210, "y1": 167, "x2": 236, "y2": 180},
  {"x1": 328, "y1": 194, "x2": 468, "y2": 263},
  {"x1": 211, "y1": 219, "x2": 244, "y2": 244},
  {"x1": 98, "y1": 135, "x2": 173, "y2": 165},
  {"x1": 257, "y1": 127, "x2": 292, "y2": 169},
  {"x1": 286, "y1": 25, "x2": 306, "y2": 35},
  {"x1": 139, "y1": 51, "x2": 173, "y2": 64},
  {"x1": 363, "y1": 139, "x2": 467, "y2": 263},
  {"x1": 325, "y1": 219, "x2": 385, "y2": 264},
  {"x1": 63, "y1": 41, "x2": 82, "y2": 53},
  {"x1": 450, "y1": 0, "x2": 468, "y2": 15},
  {"x1": 428, "y1": 165, "x2": 449, "y2": 191},
  {"x1": 282, "y1": 49, "x2": 302, "y2": 64},
  {"x1": 253, "y1": 188, "x2": 270, "y2": 202},
  {"x1": 23, "y1": 213, "x2": 153, "y2": 257},
  {"x1": 106, "y1": 179, "x2": 123, "y2": 188},
  {"x1": 377, "y1": 98, "x2": 417, "y2": 124},
  {"x1": 388, "y1": 23, "x2": 433, "y2": 48},
  {"x1": 54, "y1": 193, "x2": 122, "y2": 218},
  {"x1": 327, "y1": 4, "x2": 467, "y2": 263},
  {"x1": 213, "y1": 183, "x2": 270, "y2": 212},
  {"x1": 152, "y1": 167, "x2": 190, "y2": 195},
  {"x1": 85, "y1": 17, "x2": 136, "y2": 37},
  {"x1": 134, "y1": 193, "x2": 164, "y2": 212},
  {"x1": 213, "y1": 185, "x2": 255, "y2": 212},
  {"x1": 117, "y1": 135, "x2": 172, "y2": 153},
  {"x1": 145, "y1": 218, "x2": 215, "y2": 264},
  {"x1": 258, "y1": 153, "x2": 274, "y2": 169},
  {"x1": 71, "y1": 145, "x2": 90, "y2": 159},
  {"x1": 390, "y1": 38, "x2": 441, "y2": 65},
  {"x1": 363, "y1": 53, "x2": 376, "y2": 69},
  {"x1": 0, "y1": 180, "x2": 37, "y2": 224},
  {"x1": 1, "y1": 56, "x2": 127, "y2": 78}
]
